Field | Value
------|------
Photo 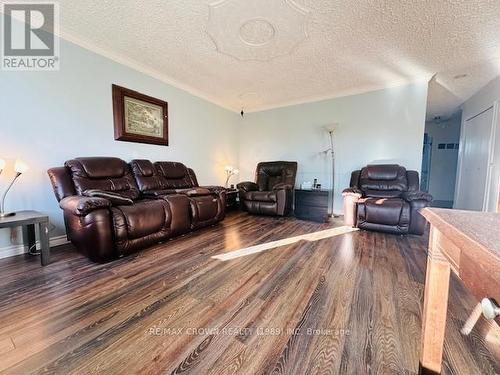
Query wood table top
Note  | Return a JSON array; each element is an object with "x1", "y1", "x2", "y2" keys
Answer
[{"x1": 421, "y1": 207, "x2": 500, "y2": 260}]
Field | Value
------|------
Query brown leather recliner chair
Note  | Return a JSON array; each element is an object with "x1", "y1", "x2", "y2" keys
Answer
[
  {"x1": 237, "y1": 161, "x2": 297, "y2": 216},
  {"x1": 342, "y1": 164, "x2": 432, "y2": 235},
  {"x1": 48, "y1": 157, "x2": 225, "y2": 262}
]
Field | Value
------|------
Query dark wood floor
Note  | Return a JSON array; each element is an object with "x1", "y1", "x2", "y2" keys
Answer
[{"x1": 0, "y1": 212, "x2": 498, "y2": 374}]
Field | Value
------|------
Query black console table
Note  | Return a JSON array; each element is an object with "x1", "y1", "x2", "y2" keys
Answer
[
  {"x1": 0, "y1": 211, "x2": 50, "y2": 266},
  {"x1": 294, "y1": 189, "x2": 329, "y2": 223}
]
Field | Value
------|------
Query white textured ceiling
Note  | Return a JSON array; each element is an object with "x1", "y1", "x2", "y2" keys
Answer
[{"x1": 23, "y1": 1, "x2": 500, "y2": 112}]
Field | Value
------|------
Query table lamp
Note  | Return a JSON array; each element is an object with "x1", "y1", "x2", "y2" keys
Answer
[
  {"x1": 224, "y1": 166, "x2": 239, "y2": 188},
  {"x1": 0, "y1": 159, "x2": 29, "y2": 218}
]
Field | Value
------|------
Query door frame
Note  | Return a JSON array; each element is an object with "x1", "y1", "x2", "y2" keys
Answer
[{"x1": 454, "y1": 101, "x2": 499, "y2": 211}]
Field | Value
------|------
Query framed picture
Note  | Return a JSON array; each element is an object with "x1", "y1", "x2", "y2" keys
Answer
[{"x1": 112, "y1": 84, "x2": 168, "y2": 146}]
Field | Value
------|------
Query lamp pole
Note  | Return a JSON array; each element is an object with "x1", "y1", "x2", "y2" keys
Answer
[
  {"x1": 328, "y1": 130, "x2": 337, "y2": 218},
  {"x1": 0, "y1": 172, "x2": 21, "y2": 217}
]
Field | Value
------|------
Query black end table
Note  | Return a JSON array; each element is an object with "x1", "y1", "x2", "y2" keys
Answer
[
  {"x1": 0, "y1": 211, "x2": 50, "y2": 265},
  {"x1": 225, "y1": 188, "x2": 239, "y2": 210},
  {"x1": 294, "y1": 189, "x2": 329, "y2": 223}
]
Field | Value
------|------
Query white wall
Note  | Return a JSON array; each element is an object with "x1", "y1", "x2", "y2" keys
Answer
[
  {"x1": 238, "y1": 82, "x2": 429, "y2": 213},
  {"x1": 456, "y1": 76, "x2": 500, "y2": 211},
  {"x1": 0, "y1": 37, "x2": 239, "y2": 255},
  {"x1": 424, "y1": 113, "x2": 461, "y2": 203}
]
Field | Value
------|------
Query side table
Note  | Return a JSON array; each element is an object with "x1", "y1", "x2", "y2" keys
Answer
[
  {"x1": 225, "y1": 188, "x2": 239, "y2": 210},
  {"x1": 294, "y1": 189, "x2": 329, "y2": 222},
  {"x1": 0, "y1": 210, "x2": 50, "y2": 266}
]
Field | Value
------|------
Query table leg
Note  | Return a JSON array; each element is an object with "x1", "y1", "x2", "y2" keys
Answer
[
  {"x1": 419, "y1": 228, "x2": 451, "y2": 374},
  {"x1": 39, "y1": 221, "x2": 50, "y2": 266},
  {"x1": 22, "y1": 224, "x2": 36, "y2": 253}
]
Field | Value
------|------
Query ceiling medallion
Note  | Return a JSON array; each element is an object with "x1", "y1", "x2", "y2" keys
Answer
[
  {"x1": 207, "y1": 0, "x2": 309, "y2": 61},
  {"x1": 239, "y1": 19, "x2": 276, "y2": 46}
]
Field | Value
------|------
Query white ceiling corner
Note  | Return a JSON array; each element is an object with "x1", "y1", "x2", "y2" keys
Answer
[{"x1": 23, "y1": 0, "x2": 500, "y2": 113}]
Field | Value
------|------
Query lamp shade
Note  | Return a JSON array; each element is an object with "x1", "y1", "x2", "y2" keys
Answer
[
  {"x1": 0, "y1": 159, "x2": 5, "y2": 171},
  {"x1": 14, "y1": 159, "x2": 29, "y2": 174}
]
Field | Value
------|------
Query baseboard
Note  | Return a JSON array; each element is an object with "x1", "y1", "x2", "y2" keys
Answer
[{"x1": 0, "y1": 235, "x2": 69, "y2": 260}]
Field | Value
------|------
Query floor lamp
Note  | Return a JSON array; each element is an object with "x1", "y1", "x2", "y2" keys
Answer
[{"x1": 322, "y1": 123, "x2": 338, "y2": 217}]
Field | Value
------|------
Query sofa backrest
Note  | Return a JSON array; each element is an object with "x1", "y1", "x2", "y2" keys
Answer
[
  {"x1": 130, "y1": 159, "x2": 198, "y2": 192},
  {"x1": 255, "y1": 161, "x2": 297, "y2": 191},
  {"x1": 352, "y1": 164, "x2": 420, "y2": 198},
  {"x1": 65, "y1": 157, "x2": 140, "y2": 200},
  {"x1": 154, "y1": 161, "x2": 196, "y2": 189},
  {"x1": 129, "y1": 159, "x2": 164, "y2": 192}
]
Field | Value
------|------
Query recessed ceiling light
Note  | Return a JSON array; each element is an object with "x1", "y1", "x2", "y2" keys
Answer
[{"x1": 453, "y1": 73, "x2": 468, "y2": 79}]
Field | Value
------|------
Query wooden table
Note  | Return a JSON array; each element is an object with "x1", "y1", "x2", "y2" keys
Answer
[
  {"x1": 0, "y1": 210, "x2": 50, "y2": 266},
  {"x1": 419, "y1": 208, "x2": 500, "y2": 374}
]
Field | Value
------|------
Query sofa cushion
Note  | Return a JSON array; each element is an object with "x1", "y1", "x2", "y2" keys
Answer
[
  {"x1": 112, "y1": 200, "x2": 170, "y2": 240},
  {"x1": 243, "y1": 190, "x2": 277, "y2": 202},
  {"x1": 65, "y1": 157, "x2": 140, "y2": 200},
  {"x1": 358, "y1": 198, "x2": 410, "y2": 227},
  {"x1": 154, "y1": 161, "x2": 193, "y2": 189},
  {"x1": 359, "y1": 165, "x2": 408, "y2": 194}
]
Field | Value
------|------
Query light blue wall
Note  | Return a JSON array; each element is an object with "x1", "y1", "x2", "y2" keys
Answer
[
  {"x1": 0, "y1": 31, "x2": 430, "y2": 254},
  {"x1": 238, "y1": 83, "x2": 429, "y2": 213},
  {"x1": 0, "y1": 36, "x2": 239, "y2": 249}
]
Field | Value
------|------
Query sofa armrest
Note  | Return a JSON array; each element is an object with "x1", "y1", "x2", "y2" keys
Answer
[
  {"x1": 402, "y1": 191, "x2": 433, "y2": 202},
  {"x1": 237, "y1": 181, "x2": 258, "y2": 192},
  {"x1": 342, "y1": 187, "x2": 363, "y2": 197},
  {"x1": 175, "y1": 187, "x2": 212, "y2": 197},
  {"x1": 202, "y1": 185, "x2": 226, "y2": 195},
  {"x1": 60, "y1": 196, "x2": 111, "y2": 216},
  {"x1": 272, "y1": 183, "x2": 293, "y2": 191},
  {"x1": 142, "y1": 189, "x2": 177, "y2": 198},
  {"x1": 83, "y1": 189, "x2": 133, "y2": 206}
]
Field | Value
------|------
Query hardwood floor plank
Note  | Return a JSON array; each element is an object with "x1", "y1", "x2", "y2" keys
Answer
[{"x1": 0, "y1": 212, "x2": 497, "y2": 375}]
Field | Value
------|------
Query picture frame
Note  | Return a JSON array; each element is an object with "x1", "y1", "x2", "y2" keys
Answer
[{"x1": 112, "y1": 84, "x2": 169, "y2": 146}]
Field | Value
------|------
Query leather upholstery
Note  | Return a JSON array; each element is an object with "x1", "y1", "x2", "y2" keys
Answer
[
  {"x1": 48, "y1": 157, "x2": 226, "y2": 263},
  {"x1": 342, "y1": 164, "x2": 432, "y2": 235},
  {"x1": 47, "y1": 167, "x2": 76, "y2": 201},
  {"x1": 238, "y1": 161, "x2": 297, "y2": 216},
  {"x1": 59, "y1": 195, "x2": 110, "y2": 216},
  {"x1": 66, "y1": 157, "x2": 140, "y2": 200},
  {"x1": 130, "y1": 159, "x2": 226, "y2": 229}
]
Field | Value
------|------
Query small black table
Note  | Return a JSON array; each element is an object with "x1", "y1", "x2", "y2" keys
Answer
[
  {"x1": 0, "y1": 211, "x2": 50, "y2": 265},
  {"x1": 294, "y1": 189, "x2": 329, "y2": 222},
  {"x1": 225, "y1": 188, "x2": 239, "y2": 210}
]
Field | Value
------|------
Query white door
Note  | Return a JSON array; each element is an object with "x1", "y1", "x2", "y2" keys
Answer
[{"x1": 456, "y1": 107, "x2": 493, "y2": 211}]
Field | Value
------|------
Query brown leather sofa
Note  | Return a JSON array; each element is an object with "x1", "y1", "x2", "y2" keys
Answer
[
  {"x1": 48, "y1": 157, "x2": 225, "y2": 262},
  {"x1": 237, "y1": 161, "x2": 297, "y2": 216},
  {"x1": 342, "y1": 164, "x2": 432, "y2": 235}
]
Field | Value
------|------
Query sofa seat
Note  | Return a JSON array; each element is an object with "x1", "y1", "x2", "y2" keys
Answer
[
  {"x1": 242, "y1": 190, "x2": 277, "y2": 202},
  {"x1": 357, "y1": 197, "x2": 410, "y2": 234},
  {"x1": 111, "y1": 199, "x2": 171, "y2": 254}
]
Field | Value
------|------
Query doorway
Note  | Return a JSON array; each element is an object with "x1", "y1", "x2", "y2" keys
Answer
[{"x1": 420, "y1": 113, "x2": 462, "y2": 208}]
